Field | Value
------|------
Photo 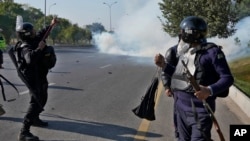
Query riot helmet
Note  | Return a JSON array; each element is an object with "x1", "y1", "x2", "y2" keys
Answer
[
  {"x1": 16, "y1": 22, "x2": 34, "y2": 41},
  {"x1": 180, "y1": 16, "x2": 207, "y2": 44}
]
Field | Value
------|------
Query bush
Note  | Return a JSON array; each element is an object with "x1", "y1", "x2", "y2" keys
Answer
[{"x1": 229, "y1": 56, "x2": 250, "y2": 98}]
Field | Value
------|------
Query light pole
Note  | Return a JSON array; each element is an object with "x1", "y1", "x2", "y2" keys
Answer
[
  {"x1": 103, "y1": 1, "x2": 117, "y2": 32},
  {"x1": 49, "y1": 3, "x2": 56, "y2": 15},
  {"x1": 44, "y1": 0, "x2": 46, "y2": 27}
]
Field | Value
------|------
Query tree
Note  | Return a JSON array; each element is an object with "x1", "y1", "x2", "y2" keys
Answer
[
  {"x1": 236, "y1": 0, "x2": 250, "y2": 19},
  {"x1": 86, "y1": 22, "x2": 106, "y2": 33},
  {"x1": 56, "y1": 18, "x2": 72, "y2": 43},
  {"x1": 0, "y1": 2, "x2": 43, "y2": 43},
  {"x1": 0, "y1": 0, "x2": 14, "y2": 2},
  {"x1": 85, "y1": 28, "x2": 92, "y2": 44},
  {"x1": 0, "y1": 15, "x2": 15, "y2": 44},
  {"x1": 0, "y1": 2, "x2": 95, "y2": 45},
  {"x1": 158, "y1": 0, "x2": 240, "y2": 38}
]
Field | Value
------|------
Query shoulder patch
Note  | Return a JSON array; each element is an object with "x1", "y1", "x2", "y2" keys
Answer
[{"x1": 217, "y1": 53, "x2": 224, "y2": 59}]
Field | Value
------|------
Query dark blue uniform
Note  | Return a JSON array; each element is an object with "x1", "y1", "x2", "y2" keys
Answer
[{"x1": 161, "y1": 43, "x2": 234, "y2": 141}]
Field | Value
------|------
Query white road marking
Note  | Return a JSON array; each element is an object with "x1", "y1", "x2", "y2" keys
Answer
[
  {"x1": 100, "y1": 64, "x2": 112, "y2": 69},
  {"x1": 19, "y1": 90, "x2": 29, "y2": 95},
  {"x1": 19, "y1": 83, "x2": 56, "y2": 95},
  {"x1": 49, "y1": 83, "x2": 56, "y2": 86}
]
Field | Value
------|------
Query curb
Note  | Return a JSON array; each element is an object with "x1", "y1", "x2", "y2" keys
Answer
[{"x1": 229, "y1": 86, "x2": 250, "y2": 118}]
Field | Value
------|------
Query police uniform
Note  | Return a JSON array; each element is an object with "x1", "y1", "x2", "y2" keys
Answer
[
  {"x1": 160, "y1": 16, "x2": 234, "y2": 141},
  {"x1": 21, "y1": 26, "x2": 50, "y2": 126},
  {"x1": 17, "y1": 24, "x2": 51, "y2": 141}
]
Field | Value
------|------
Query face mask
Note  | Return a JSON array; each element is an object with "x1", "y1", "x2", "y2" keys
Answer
[{"x1": 177, "y1": 39, "x2": 190, "y2": 57}]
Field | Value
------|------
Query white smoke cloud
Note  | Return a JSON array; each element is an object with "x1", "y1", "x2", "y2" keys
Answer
[
  {"x1": 94, "y1": 0, "x2": 250, "y2": 61},
  {"x1": 210, "y1": 16, "x2": 250, "y2": 60},
  {"x1": 93, "y1": 0, "x2": 178, "y2": 57}
]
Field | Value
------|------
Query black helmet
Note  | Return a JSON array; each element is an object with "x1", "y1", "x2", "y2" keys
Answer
[
  {"x1": 180, "y1": 16, "x2": 207, "y2": 44},
  {"x1": 17, "y1": 22, "x2": 34, "y2": 41}
]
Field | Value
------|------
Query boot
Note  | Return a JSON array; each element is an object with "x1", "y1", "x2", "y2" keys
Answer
[
  {"x1": 18, "y1": 119, "x2": 39, "y2": 141},
  {"x1": 18, "y1": 130, "x2": 39, "y2": 141},
  {"x1": 32, "y1": 118, "x2": 48, "y2": 127},
  {"x1": 0, "y1": 104, "x2": 5, "y2": 116}
]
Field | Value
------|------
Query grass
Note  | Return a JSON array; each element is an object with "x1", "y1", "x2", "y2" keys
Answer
[{"x1": 229, "y1": 56, "x2": 250, "y2": 98}]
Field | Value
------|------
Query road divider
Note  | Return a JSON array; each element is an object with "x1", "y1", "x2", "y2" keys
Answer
[{"x1": 229, "y1": 86, "x2": 250, "y2": 118}]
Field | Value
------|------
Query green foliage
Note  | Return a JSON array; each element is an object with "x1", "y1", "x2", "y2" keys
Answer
[
  {"x1": 86, "y1": 23, "x2": 106, "y2": 33},
  {"x1": 0, "y1": 15, "x2": 14, "y2": 43},
  {"x1": 0, "y1": 0, "x2": 14, "y2": 2},
  {"x1": 158, "y1": 0, "x2": 239, "y2": 38},
  {"x1": 0, "y1": 2, "x2": 22, "y2": 43},
  {"x1": 0, "y1": 2, "x2": 103, "y2": 45},
  {"x1": 236, "y1": 0, "x2": 250, "y2": 19},
  {"x1": 234, "y1": 78, "x2": 250, "y2": 98},
  {"x1": 229, "y1": 56, "x2": 250, "y2": 98}
]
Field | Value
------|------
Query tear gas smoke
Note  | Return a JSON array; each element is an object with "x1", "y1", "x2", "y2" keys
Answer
[
  {"x1": 94, "y1": 0, "x2": 250, "y2": 61},
  {"x1": 210, "y1": 16, "x2": 250, "y2": 60}
]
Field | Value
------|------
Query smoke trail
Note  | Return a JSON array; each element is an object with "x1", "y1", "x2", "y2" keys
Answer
[
  {"x1": 94, "y1": 0, "x2": 178, "y2": 57},
  {"x1": 94, "y1": 0, "x2": 250, "y2": 61}
]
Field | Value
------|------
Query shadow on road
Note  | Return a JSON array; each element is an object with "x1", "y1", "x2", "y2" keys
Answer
[
  {"x1": 0, "y1": 115, "x2": 162, "y2": 141},
  {"x1": 48, "y1": 85, "x2": 83, "y2": 91}
]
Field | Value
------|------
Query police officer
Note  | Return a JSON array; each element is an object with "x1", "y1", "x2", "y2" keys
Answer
[
  {"x1": 16, "y1": 17, "x2": 58, "y2": 141},
  {"x1": 155, "y1": 16, "x2": 234, "y2": 141}
]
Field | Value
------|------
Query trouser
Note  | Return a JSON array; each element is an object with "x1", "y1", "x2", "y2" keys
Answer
[
  {"x1": 176, "y1": 105, "x2": 213, "y2": 141},
  {"x1": 22, "y1": 82, "x2": 48, "y2": 131},
  {"x1": 173, "y1": 93, "x2": 179, "y2": 138},
  {"x1": 0, "y1": 50, "x2": 3, "y2": 64}
]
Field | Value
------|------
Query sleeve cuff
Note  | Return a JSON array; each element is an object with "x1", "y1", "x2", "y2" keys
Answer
[{"x1": 208, "y1": 86, "x2": 214, "y2": 96}]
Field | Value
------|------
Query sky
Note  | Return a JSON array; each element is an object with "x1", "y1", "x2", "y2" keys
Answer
[
  {"x1": 14, "y1": 0, "x2": 142, "y2": 30},
  {"x1": 14, "y1": 0, "x2": 250, "y2": 60}
]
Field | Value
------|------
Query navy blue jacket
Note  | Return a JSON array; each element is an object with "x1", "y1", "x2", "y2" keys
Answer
[{"x1": 161, "y1": 43, "x2": 234, "y2": 112}]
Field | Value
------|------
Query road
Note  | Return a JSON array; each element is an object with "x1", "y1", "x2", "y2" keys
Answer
[{"x1": 0, "y1": 47, "x2": 249, "y2": 141}]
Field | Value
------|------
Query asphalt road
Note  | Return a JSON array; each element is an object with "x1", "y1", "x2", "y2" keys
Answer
[{"x1": 0, "y1": 47, "x2": 249, "y2": 141}]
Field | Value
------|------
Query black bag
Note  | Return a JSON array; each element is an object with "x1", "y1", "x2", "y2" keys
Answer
[
  {"x1": 42, "y1": 46, "x2": 57, "y2": 69},
  {"x1": 132, "y1": 77, "x2": 159, "y2": 121}
]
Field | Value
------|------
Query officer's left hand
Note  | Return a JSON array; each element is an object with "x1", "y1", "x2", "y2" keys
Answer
[
  {"x1": 51, "y1": 16, "x2": 59, "y2": 25},
  {"x1": 194, "y1": 85, "x2": 210, "y2": 100},
  {"x1": 165, "y1": 89, "x2": 173, "y2": 97}
]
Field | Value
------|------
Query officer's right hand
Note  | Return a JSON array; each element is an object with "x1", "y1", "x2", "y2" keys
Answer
[
  {"x1": 51, "y1": 16, "x2": 59, "y2": 25},
  {"x1": 38, "y1": 41, "x2": 46, "y2": 50},
  {"x1": 154, "y1": 53, "x2": 165, "y2": 68}
]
